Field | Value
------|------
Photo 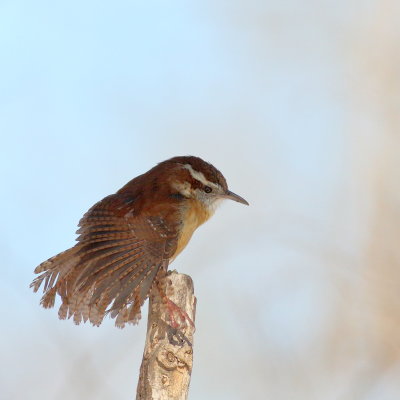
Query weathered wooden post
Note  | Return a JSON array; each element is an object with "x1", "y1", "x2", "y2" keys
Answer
[{"x1": 136, "y1": 271, "x2": 196, "y2": 400}]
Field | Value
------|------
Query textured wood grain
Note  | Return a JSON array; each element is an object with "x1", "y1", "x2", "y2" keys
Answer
[{"x1": 136, "y1": 271, "x2": 196, "y2": 400}]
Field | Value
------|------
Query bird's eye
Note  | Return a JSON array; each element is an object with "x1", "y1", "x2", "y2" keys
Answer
[{"x1": 204, "y1": 186, "x2": 212, "y2": 193}]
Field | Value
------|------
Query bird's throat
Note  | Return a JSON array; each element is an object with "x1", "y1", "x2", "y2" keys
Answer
[{"x1": 173, "y1": 200, "x2": 214, "y2": 260}]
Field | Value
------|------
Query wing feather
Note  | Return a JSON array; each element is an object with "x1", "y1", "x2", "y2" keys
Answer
[{"x1": 31, "y1": 193, "x2": 179, "y2": 327}]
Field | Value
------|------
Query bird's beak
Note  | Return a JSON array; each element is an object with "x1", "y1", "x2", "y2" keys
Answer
[{"x1": 221, "y1": 190, "x2": 249, "y2": 205}]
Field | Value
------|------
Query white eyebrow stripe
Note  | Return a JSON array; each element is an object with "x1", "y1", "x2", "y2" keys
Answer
[{"x1": 183, "y1": 164, "x2": 218, "y2": 188}]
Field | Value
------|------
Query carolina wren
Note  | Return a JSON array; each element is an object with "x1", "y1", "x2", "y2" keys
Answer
[{"x1": 31, "y1": 156, "x2": 248, "y2": 328}]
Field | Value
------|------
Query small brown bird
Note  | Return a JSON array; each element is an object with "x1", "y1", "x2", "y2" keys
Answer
[{"x1": 31, "y1": 156, "x2": 248, "y2": 328}]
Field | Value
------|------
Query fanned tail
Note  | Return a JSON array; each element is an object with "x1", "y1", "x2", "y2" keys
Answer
[
  {"x1": 30, "y1": 248, "x2": 81, "y2": 309},
  {"x1": 30, "y1": 244, "x2": 166, "y2": 328},
  {"x1": 30, "y1": 192, "x2": 178, "y2": 328}
]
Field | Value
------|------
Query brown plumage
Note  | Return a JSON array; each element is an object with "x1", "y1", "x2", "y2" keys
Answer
[{"x1": 31, "y1": 156, "x2": 248, "y2": 328}]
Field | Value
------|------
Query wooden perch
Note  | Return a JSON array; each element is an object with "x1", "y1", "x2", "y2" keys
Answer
[{"x1": 136, "y1": 271, "x2": 196, "y2": 400}]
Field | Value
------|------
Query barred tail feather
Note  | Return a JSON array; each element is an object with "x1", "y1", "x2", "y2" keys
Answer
[
  {"x1": 30, "y1": 245, "x2": 167, "y2": 327},
  {"x1": 30, "y1": 247, "x2": 81, "y2": 308},
  {"x1": 30, "y1": 196, "x2": 177, "y2": 328}
]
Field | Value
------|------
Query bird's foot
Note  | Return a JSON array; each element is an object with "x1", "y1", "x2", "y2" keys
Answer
[{"x1": 162, "y1": 297, "x2": 195, "y2": 330}]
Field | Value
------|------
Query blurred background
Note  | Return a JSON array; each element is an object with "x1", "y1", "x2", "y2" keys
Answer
[{"x1": 1, "y1": 1, "x2": 400, "y2": 399}]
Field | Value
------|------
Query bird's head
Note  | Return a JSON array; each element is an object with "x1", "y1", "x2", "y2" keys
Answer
[{"x1": 160, "y1": 156, "x2": 249, "y2": 212}]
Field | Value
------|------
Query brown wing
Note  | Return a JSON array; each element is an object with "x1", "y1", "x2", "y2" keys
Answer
[{"x1": 30, "y1": 193, "x2": 179, "y2": 328}]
